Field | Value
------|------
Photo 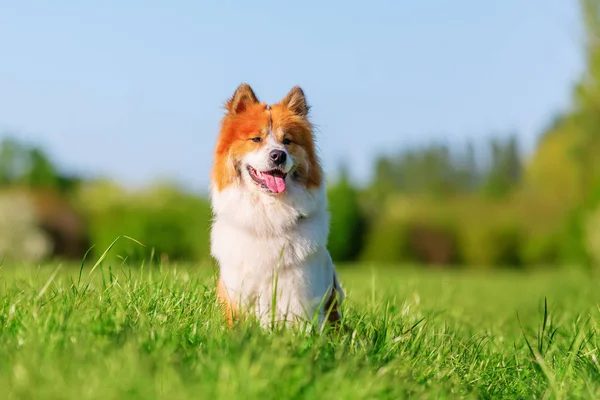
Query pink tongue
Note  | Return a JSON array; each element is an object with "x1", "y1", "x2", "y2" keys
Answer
[{"x1": 262, "y1": 172, "x2": 286, "y2": 193}]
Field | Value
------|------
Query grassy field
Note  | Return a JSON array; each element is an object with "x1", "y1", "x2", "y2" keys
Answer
[{"x1": 0, "y1": 262, "x2": 599, "y2": 399}]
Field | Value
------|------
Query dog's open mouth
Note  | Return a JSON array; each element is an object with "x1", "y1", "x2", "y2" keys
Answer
[{"x1": 247, "y1": 166, "x2": 287, "y2": 194}]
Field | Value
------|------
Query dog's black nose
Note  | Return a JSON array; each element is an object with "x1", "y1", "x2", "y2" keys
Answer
[{"x1": 269, "y1": 150, "x2": 287, "y2": 166}]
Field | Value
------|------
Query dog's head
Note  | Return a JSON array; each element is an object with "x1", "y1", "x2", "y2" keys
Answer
[{"x1": 212, "y1": 84, "x2": 321, "y2": 195}]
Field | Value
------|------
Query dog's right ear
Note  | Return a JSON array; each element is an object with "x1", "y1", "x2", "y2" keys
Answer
[
  {"x1": 225, "y1": 83, "x2": 259, "y2": 115},
  {"x1": 280, "y1": 86, "x2": 310, "y2": 117}
]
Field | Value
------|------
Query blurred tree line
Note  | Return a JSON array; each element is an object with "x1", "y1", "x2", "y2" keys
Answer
[
  {"x1": 337, "y1": 0, "x2": 600, "y2": 270},
  {"x1": 0, "y1": 129, "x2": 565, "y2": 268},
  {"x1": 3, "y1": 0, "x2": 600, "y2": 269},
  {"x1": 0, "y1": 135, "x2": 212, "y2": 264}
]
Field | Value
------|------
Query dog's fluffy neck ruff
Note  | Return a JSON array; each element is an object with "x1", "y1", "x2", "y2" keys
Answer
[{"x1": 210, "y1": 180, "x2": 327, "y2": 239}]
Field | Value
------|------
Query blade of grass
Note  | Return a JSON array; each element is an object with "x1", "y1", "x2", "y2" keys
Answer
[
  {"x1": 88, "y1": 235, "x2": 145, "y2": 277},
  {"x1": 36, "y1": 264, "x2": 62, "y2": 301}
]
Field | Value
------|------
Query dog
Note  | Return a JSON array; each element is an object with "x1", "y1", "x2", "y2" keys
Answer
[{"x1": 210, "y1": 83, "x2": 344, "y2": 329}]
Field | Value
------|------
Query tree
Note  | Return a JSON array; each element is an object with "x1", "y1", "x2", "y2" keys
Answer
[
  {"x1": 24, "y1": 147, "x2": 59, "y2": 188},
  {"x1": 570, "y1": 0, "x2": 600, "y2": 197},
  {"x1": 327, "y1": 165, "x2": 365, "y2": 262},
  {"x1": 482, "y1": 136, "x2": 522, "y2": 199},
  {"x1": 0, "y1": 135, "x2": 78, "y2": 192}
]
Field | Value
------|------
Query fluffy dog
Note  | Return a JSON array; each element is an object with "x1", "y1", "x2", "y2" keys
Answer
[{"x1": 210, "y1": 83, "x2": 344, "y2": 328}]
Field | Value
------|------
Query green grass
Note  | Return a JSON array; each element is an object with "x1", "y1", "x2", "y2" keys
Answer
[{"x1": 1, "y1": 263, "x2": 599, "y2": 399}]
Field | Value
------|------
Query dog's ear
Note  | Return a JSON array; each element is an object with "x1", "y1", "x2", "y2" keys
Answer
[
  {"x1": 225, "y1": 83, "x2": 259, "y2": 114},
  {"x1": 280, "y1": 86, "x2": 310, "y2": 116}
]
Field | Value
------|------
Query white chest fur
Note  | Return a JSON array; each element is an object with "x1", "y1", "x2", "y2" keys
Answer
[{"x1": 210, "y1": 183, "x2": 342, "y2": 326}]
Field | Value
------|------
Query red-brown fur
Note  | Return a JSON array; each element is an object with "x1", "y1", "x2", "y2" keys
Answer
[
  {"x1": 216, "y1": 278, "x2": 235, "y2": 326},
  {"x1": 211, "y1": 84, "x2": 322, "y2": 192}
]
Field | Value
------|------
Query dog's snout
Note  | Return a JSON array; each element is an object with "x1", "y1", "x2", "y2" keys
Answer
[{"x1": 269, "y1": 150, "x2": 287, "y2": 166}]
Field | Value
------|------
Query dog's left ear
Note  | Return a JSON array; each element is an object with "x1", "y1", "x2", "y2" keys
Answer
[
  {"x1": 280, "y1": 86, "x2": 310, "y2": 116},
  {"x1": 225, "y1": 83, "x2": 259, "y2": 115}
]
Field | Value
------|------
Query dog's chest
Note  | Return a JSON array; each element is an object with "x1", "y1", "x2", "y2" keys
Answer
[
  {"x1": 210, "y1": 185, "x2": 333, "y2": 324},
  {"x1": 224, "y1": 249, "x2": 333, "y2": 324},
  {"x1": 213, "y1": 220, "x2": 334, "y2": 324}
]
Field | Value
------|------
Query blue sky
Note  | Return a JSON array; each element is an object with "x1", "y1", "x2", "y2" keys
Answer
[{"x1": 0, "y1": 0, "x2": 585, "y2": 192}]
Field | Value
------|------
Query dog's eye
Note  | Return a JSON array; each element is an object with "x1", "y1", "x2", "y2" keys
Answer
[
  {"x1": 251, "y1": 137, "x2": 262, "y2": 143},
  {"x1": 282, "y1": 138, "x2": 292, "y2": 145}
]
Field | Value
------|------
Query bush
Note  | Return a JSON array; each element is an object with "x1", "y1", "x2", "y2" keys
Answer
[
  {"x1": 360, "y1": 218, "x2": 413, "y2": 264},
  {"x1": 78, "y1": 183, "x2": 213, "y2": 263},
  {"x1": 360, "y1": 197, "x2": 531, "y2": 268},
  {"x1": 458, "y1": 222, "x2": 523, "y2": 268},
  {"x1": 30, "y1": 189, "x2": 90, "y2": 260},
  {"x1": 559, "y1": 182, "x2": 600, "y2": 269},
  {"x1": 583, "y1": 205, "x2": 600, "y2": 268},
  {"x1": 407, "y1": 222, "x2": 461, "y2": 265},
  {"x1": 0, "y1": 192, "x2": 52, "y2": 261},
  {"x1": 360, "y1": 218, "x2": 460, "y2": 266},
  {"x1": 519, "y1": 232, "x2": 560, "y2": 266}
]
